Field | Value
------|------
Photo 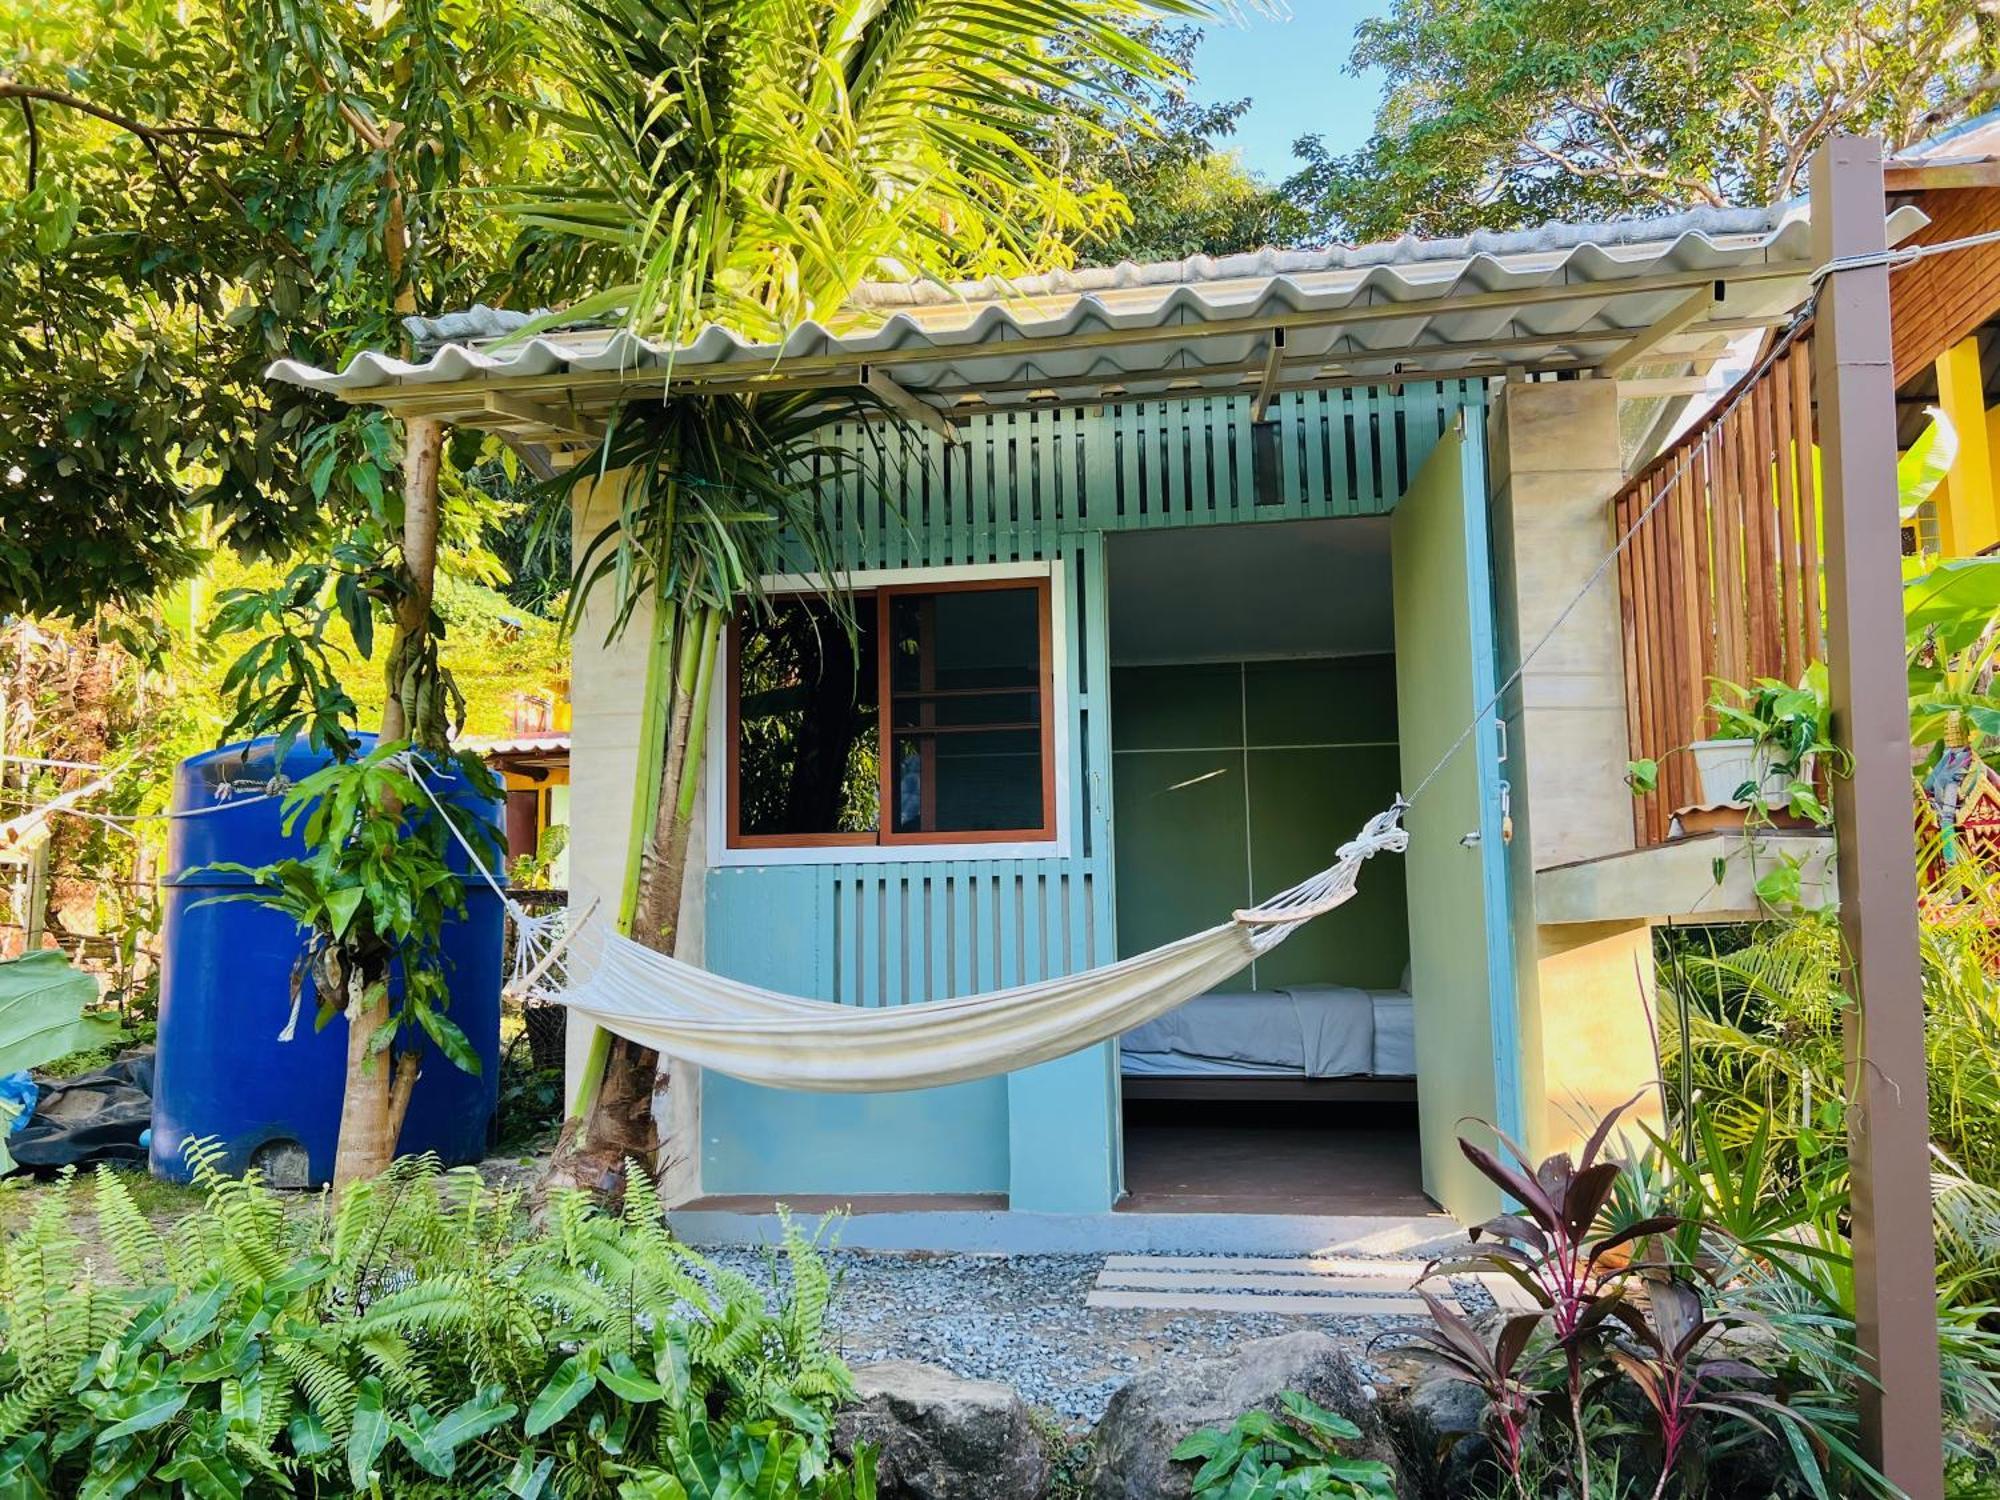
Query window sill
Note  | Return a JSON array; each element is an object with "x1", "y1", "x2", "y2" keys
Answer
[{"x1": 712, "y1": 834, "x2": 1071, "y2": 868}]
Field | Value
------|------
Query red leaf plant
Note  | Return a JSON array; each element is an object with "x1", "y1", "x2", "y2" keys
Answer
[
  {"x1": 1403, "y1": 1293, "x2": 1541, "y2": 1488},
  {"x1": 1420, "y1": 1094, "x2": 1676, "y2": 1500},
  {"x1": 1608, "y1": 1278, "x2": 1789, "y2": 1500}
]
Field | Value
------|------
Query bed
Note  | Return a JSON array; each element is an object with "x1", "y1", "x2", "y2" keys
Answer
[{"x1": 1119, "y1": 985, "x2": 1418, "y2": 1102}]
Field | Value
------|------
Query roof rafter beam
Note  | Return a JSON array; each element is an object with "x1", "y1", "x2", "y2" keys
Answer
[
  {"x1": 862, "y1": 365, "x2": 960, "y2": 444},
  {"x1": 1615, "y1": 375, "x2": 1717, "y2": 399},
  {"x1": 881, "y1": 314, "x2": 1780, "y2": 406},
  {"x1": 1883, "y1": 159, "x2": 2000, "y2": 192},
  {"x1": 482, "y1": 390, "x2": 601, "y2": 440},
  {"x1": 1598, "y1": 281, "x2": 1723, "y2": 377}
]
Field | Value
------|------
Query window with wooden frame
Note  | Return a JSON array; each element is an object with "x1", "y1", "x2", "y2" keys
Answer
[{"x1": 727, "y1": 578, "x2": 1056, "y2": 849}]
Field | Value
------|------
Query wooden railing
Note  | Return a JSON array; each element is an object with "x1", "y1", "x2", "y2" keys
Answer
[{"x1": 1613, "y1": 330, "x2": 1824, "y2": 845}]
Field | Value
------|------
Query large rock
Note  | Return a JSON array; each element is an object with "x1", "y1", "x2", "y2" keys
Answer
[
  {"x1": 1082, "y1": 1332, "x2": 1396, "y2": 1500},
  {"x1": 1393, "y1": 1376, "x2": 1497, "y2": 1498},
  {"x1": 834, "y1": 1361, "x2": 1049, "y2": 1500}
]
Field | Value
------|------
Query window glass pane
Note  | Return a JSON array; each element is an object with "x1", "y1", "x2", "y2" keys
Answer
[
  {"x1": 735, "y1": 597, "x2": 879, "y2": 837},
  {"x1": 886, "y1": 587, "x2": 1045, "y2": 835}
]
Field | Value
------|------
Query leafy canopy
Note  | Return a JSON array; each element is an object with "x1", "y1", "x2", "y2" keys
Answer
[
  {"x1": 1287, "y1": 0, "x2": 2000, "y2": 242},
  {"x1": 0, "y1": 0, "x2": 552, "y2": 630},
  {"x1": 516, "y1": 0, "x2": 1222, "y2": 343},
  {"x1": 1044, "y1": 24, "x2": 1309, "y2": 267}
]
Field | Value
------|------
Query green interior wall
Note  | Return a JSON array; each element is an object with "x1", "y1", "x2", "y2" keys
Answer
[{"x1": 1110, "y1": 657, "x2": 1409, "y2": 991}]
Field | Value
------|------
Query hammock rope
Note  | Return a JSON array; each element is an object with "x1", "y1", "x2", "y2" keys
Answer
[
  {"x1": 392, "y1": 749, "x2": 1410, "y2": 1090},
  {"x1": 499, "y1": 803, "x2": 1409, "y2": 1093}
]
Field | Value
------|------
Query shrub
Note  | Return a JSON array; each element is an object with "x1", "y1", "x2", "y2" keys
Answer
[
  {"x1": 1171, "y1": 1391, "x2": 1395, "y2": 1499},
  {"x1": 1407, "y1": 1103, "x2": 1887, "y2": 1500},
  {"x1": 0, "y1": 1151, "x2": 873, "y2": 1497}
]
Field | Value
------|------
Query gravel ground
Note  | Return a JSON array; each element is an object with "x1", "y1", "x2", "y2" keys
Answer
[{"x1": 708, "y1": 1247, "x2": 1489, "y2": 1425}]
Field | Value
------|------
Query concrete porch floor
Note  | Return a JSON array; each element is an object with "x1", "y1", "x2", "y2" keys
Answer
[
  {"x1": 671, "y1": 1102, "x2": 1447, "y2": 1254},
  {"x1": 1119, "y1": 1100, "x2": 1429, "y2": 1216}
]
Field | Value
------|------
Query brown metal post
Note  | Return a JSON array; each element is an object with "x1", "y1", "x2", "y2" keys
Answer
[{"x1": 1809, "y1": 135, "x2": 1944, "y2": 1493}]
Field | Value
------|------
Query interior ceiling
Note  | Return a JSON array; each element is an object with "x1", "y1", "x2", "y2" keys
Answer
[{"x1": 1106, "y1": 517, "x2": 1394, "y2": 665}]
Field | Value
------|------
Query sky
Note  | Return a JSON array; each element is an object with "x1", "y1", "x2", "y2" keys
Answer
[{"x1": 1191, "y1": 4, "x2": 1397, "y2": 183}]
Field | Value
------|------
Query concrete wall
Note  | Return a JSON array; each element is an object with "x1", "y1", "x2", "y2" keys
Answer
[
  {"x1": 563, "y1": 475, "x2": 705, "y2": 1200},
  {"x1": 1487, "y1": 378, "x2": 1664, "y2": 1165},
  {"x1": 1488, "y1": 378, "x2": 1634, "y2": 873},
  {"x1": 563, "y1": 474, "x2": 654, "y2": 1102},
  {"x1": 1529, "y1": 920, "x2": 1661, "y2": 1159}
]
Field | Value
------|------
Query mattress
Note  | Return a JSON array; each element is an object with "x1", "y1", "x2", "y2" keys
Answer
[{"x1": 1119, "y1": 986, "x2": 1415, "y2": 1079}]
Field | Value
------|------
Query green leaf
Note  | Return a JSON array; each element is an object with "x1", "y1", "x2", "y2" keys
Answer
[
  {"x1": 323, "y1": 885, "x2": 366, "y2": 939},
  {"x1": 415, "y1": 1003, "x2": 482, "y2": 1076},
  {"x1": 161, "y1": 1281, "x2": 229, "y2": 1352},
  {"x1": 392, "y1": 1387, "x2": 518, "y2": 1479},
  {"x1": 524, "y1": 1354, "x2": 597, "y2": 1436},
  {"x1": 351, "y1": 462, "x2": 384, "y2": 506},
  {"x1": 599, "y1": 1353, "x2": 667, "y2": 1404},
  {"x1": 94, "y1": 1383, "x2": 189, "y2": 1444},
  {"x1": 1778, "y1": 1414, "x2": 1835, "y2": 1500},
  {"x1": 347, "y1": 1376, "x2": 390, "y2": 1490},
  {"x1": 0, "y1": 951, "x2": 119, "y2": 1075},
  {"x1": 77, "y1": 1444, "x2": 154, "y2": 1500},
  {"x1": 156, "y1": 1447, "x2": 246, "y2": 1500},
  {"x1": 507, "y1": 1452, "x2": 556, "y2": 1499},
  {"x1": 1755, "y1": 861, "x2": 1804, "y2": 910},
  {"x1": 1276, "y1": 1389, "x2": 1364, "y2": 1445},
  {"x1": 1625, "y1": 758, "x2": 1659, "y2": 795},
  {"x1": 618, "y1": 1473, "x2": 689, "y2": 1500},
  {"x1": 288, "y1": 1411, "x2": 333, "y2": 1458},
  {"x1": 1897, "y1": 406, "x2": 1957, "y2": 517}
]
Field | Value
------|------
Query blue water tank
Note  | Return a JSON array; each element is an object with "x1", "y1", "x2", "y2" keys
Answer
[{"x1": 152, "y1": 736, "x2": 503, "y2": 1186}]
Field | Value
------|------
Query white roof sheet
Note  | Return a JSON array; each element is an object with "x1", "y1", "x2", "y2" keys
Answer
[{"x1": 266, "y1": 203, "x2": 1926, "y2": 421}]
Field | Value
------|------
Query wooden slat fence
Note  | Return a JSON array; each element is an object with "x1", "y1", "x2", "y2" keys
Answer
[{"x1": 1614, "y1": 331, "x2": 1824, "y2": 845}]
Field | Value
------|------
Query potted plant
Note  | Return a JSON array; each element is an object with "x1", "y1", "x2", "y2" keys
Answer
[
  {"x1": 1698, "y1": 665, "x2": 1844, "y2": 831},
  {"x1": 1629, "y1": 664, "x2": 1845, "y2": 835}
]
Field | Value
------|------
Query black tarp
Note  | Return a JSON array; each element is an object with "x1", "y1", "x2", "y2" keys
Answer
[{"x1": 9, "y1": 1050, "x2": 153, "y2": 1172}]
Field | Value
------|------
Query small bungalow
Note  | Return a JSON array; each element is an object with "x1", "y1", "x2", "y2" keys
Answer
[{"x1": 270, "y1": 199, "x2": 1923, "y2": 1228}]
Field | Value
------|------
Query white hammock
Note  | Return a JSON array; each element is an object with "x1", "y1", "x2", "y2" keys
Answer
[{"x1": 538, "y1": 804, "x2": 1409, "y2": 1094}]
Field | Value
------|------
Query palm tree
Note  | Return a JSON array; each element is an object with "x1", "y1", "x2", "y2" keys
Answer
[{"x1": 515, "y1": 0, "x2": 1221, "y2": 1186}]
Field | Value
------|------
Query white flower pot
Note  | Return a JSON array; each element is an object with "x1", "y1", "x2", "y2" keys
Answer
[
  {"x1": 1691, "y1": 738, "x2": 1758, "y2": 805},
  {"x1": 1690, "y1": 739, "x2": 1811, "y2": 807}
]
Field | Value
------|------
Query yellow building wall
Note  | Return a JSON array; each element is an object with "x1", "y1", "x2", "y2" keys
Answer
[
  {"x1": 1930, "y1": 336, "x2": 2000, "y2": 558},
  {"x1": 1527, "y1": 921, "x2": 1664, "y2": 1161}
]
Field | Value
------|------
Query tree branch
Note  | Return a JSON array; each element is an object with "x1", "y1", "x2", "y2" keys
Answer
[
  {"x1": 0, "y1": 81, "x2": 261, "y2": 144},
  {"x1": 16, "y1": 95, "x2": 34, "y2": 191}
]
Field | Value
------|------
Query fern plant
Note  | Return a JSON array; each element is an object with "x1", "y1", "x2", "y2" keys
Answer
[{"x1": 0, "y1": 1151, "x2": 868, "y2": 1497}]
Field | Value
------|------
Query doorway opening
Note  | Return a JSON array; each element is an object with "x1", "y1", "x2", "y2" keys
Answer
[{"x1": 1105, "y1": 517, "x2": 1426, "y2": 1214}]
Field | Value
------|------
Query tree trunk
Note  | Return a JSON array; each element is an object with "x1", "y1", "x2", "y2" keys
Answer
[
  {"x1": 544, "y1": 607, "x2": 722, "y2": 1203},
  {"x1": 331, "y1": 415, "x2": 444, "y2": 1196},
  {"x1": 379, "y1": 416, "x2": 444, "y2": 748}
]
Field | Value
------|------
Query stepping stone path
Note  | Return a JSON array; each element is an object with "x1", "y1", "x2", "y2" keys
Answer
[{"x1": 1086, "y1": 1253, "x2": 1537, "y2": 1317}]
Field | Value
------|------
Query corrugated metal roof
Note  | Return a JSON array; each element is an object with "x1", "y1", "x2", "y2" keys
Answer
[
  {"x1": 466, "y1": 733, "x2": 571, "y2": 760},
  {"x1": 266, "y1": 203, "x2": 1927, "y2": 433}
]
